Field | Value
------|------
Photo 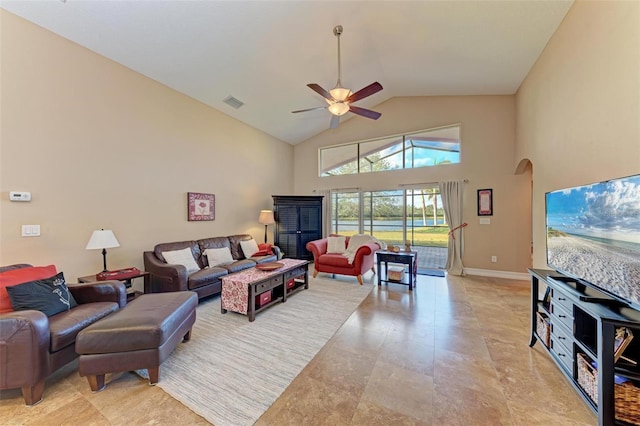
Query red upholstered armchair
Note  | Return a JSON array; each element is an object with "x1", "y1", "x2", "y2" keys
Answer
[{"x1": 306, "y1": 235, "x2": 381, "y2": 285}]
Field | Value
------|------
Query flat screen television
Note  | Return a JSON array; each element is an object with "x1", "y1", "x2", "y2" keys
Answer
[{"x1": 545, "y1": 174, "x2": 640, "y2": 311}]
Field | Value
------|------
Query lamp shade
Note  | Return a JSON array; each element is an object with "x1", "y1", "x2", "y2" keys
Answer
[
  {"x1": 329, "y1": 87, "x2": 351, "y2": 101},
  {"x1": 327, "y1": 102, "x2": 350, "y2": 116},
  {"x1": 85, "y1": 229, "x2": 120, "y2": 250},
  {"x1": 258, "y1": 210, "x2": 275, "y2": 225}
]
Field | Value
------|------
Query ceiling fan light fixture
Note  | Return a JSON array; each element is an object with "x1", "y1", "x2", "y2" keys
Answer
[
  {"x1": 329, "y1": 86, "x2": 351, "y2": 102},
  {"x1": 327, "y1": 102, "x2": 350, "y2": 116},
  {"x1": 292, "y1": 25, "x2": 382, "y2": 125}
]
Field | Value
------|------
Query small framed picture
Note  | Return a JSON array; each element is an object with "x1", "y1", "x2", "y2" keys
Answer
[
  {"x1": 614, "y1": 327, "x2": 634, "y2": 363},
  {"x1": 477, "y1": 189, "x2": 493, "y2": 216},
  {"x1": 188, "y1": 192, "x2": 215, "y2": 221}
]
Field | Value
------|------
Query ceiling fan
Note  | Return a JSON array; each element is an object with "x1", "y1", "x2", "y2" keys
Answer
[{"x1": 292, "y1": 25, "x2": 383, "y2": 129}]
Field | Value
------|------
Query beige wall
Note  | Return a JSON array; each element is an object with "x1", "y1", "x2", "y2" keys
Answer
[
  {"x1": 4, "y1": 0, "x2": 635, "y2": 281},
  {"x1": 293, "y1": 96, "x2": 533, "y2": 274},
  {"x1": 0, "y1": 11, "x2": 293, "y2": 281},
  {"x1": 516, "y1": 0, "x2": 640, "y2": 269}
]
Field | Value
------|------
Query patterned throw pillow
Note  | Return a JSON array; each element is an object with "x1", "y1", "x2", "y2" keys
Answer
[
  {"x1": 0, "y1": 265, "x2": 58, "y2": 313},
  {"x1": 6, "y1": 272, "x2": 78, "y2": 317}
]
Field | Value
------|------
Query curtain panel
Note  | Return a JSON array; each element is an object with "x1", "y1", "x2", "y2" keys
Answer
[{"x1": 439, "y1": 181, "x2": 466, "y2": 275}]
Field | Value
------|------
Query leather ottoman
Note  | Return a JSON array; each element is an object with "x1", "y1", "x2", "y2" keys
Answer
[{"x1": 76, "y1": 291, "x2": 197, "y2": 391}]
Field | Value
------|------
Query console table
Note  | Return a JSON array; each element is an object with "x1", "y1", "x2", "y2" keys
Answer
[
  {"x1": 529, "y1": 269, "x2": 640, "y2": 426},
  {"x1": 78, "y1": 271, "x2": 149, "y2": 302},
  {"x1": 376, "y1": 250, "x2": 418, "y2": 290},
  {"x1": 221, "y1": 259, "x2": 309, "y2": 321}
]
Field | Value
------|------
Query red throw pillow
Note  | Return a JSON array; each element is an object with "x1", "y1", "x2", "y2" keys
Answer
[
  {"x1": 0, "y1": 265, "x2": 57, "y2": 314},
  {"x1": 253, "y1": 243, "x2": 273, "y2": 256}
]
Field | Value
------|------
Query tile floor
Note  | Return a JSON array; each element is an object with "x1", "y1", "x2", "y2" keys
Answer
[{"x1": 1, "y1": 272, "x2": 595, "y2": 425}]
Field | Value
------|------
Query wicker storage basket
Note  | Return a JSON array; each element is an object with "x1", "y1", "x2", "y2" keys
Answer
[
  {"x1": 577, "y1": 352, "x2": 640, "y2": 425},
  {"x1": 577, "y1": 353, "x2": 598, "y2": 402},
  {"x1": 536, "y1": 312, "x2": 550, "y2": 348},
  {"x1": 388, "y1": 265, "x2": 405, "y2": 281}
]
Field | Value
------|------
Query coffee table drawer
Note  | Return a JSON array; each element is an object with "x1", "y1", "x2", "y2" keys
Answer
[
  {"x1": 284, "y1": 266, "x2": 307, "y2": 281},
  {"x1": 255, "y1": 275, "x2": 283, "y2": 293}
]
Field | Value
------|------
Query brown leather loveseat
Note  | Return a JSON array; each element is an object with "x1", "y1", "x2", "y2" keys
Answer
[
  {"x1": 0, "y1": 264, "x2": 126, "y2": 405},
  {"x1": 143, "y1": 234, "x2": 281, "y2": 300}
]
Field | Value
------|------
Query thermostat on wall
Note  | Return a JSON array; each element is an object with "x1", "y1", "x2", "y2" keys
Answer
[{"x1": 9, "y1": 191, "x2": 31, "y2": 202}]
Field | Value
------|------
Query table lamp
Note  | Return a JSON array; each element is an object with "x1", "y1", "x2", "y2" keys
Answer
[
  {"x1": 258, "y1": 210, "x2": 275, "y2": 243},
  {"x1": 86, "y1": 229, "x2": 120, "y2": 272}
]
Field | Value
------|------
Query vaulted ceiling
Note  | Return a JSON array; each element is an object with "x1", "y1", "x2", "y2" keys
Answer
[{"x1": 1, "y1": 1, "x2": 573, "y2": 144}]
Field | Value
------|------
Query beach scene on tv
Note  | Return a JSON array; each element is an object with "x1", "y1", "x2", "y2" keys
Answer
[{"x1": 546, "y1": 174, "x2": 640, "y2": 309}]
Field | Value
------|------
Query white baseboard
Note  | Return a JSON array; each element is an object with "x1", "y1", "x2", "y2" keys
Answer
[{"x1": 463, "y1": 268, "x2": 529, "y2": 281}]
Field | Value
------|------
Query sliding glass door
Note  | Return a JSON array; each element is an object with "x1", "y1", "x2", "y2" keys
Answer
[
  {"x1": 331, "y1": 192, "x2": 360, "y2": 237},
  {"x1": 330, "y1": 188, "x2": 448, "y2": 270},
  {"x1": 363, "y1": 190, "x2": 404, "y2": 244},
  {"x1": 405, "y1": 188, "x2": 448, "y2": 269}
]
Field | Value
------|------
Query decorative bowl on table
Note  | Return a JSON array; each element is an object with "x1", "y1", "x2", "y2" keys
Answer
[{"x1": 255, "y1": 262, "x2": 284, "y2": 271}]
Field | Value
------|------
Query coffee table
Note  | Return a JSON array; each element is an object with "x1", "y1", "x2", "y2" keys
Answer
[{"x1": 220, "y1": 259, "x2": 309, "y2": 321}]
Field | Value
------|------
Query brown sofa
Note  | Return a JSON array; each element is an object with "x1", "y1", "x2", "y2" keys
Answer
[
  {"x1": 143, "y1": 234, "x2": 281, "y2": 300},
  {"x1": 0, "y1": 264, "x2": 126, "y2": 405}
]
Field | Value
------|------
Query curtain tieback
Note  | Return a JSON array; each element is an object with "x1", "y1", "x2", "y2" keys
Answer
[{"x1": 448, "y1": 223, "x2": 468, "y2": 239}]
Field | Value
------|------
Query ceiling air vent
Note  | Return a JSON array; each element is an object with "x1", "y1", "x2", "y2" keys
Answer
[{"x1": 223, "y1": 96, "x2": 244, "y2": 109}]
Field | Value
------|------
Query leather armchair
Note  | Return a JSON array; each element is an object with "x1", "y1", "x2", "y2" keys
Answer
[
  {"x1": 0, "y1": 265, "x2": 126, "y2": 405},
  {"x1": 306, "y1": 236, "x2": 380, "y2": 285}
]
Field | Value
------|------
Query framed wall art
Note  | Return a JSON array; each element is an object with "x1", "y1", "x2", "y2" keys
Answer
[
  {"x1": 477, "y1": 189, "x2": 493, "y2": 216},
  {"x1": 614, "y1": 327, "x2": 634, "y2": 363},
  {"x1": 188, "y1": 192, "x2": 215, "y2": 221}
]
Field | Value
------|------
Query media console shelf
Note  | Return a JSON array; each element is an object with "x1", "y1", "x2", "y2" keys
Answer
[{"x1": 529, "y1": 269, "x2": 640, "y2": 426}]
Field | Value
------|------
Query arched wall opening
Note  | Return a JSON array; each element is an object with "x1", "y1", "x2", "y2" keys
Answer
[{"x1": 515, "y1": 158, "x2": 534, "y2": 268}]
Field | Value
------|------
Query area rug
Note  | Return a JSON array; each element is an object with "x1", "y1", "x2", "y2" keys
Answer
[
  {"x1": 417, "y1": 267, "x2": 446, "y2": 277},
  {"x1": 146, "y1": 277, "x2": 373, "y2": 426}
]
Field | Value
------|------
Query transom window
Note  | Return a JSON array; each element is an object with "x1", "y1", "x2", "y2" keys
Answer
[{"x1": 319, "y1": 124, "x2": 461, "y2": 176}]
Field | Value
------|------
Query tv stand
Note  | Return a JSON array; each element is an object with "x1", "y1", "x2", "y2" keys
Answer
[
  {"x1": 578, "y1": 296, "x2": 627, "y2": 307},
  {"x1": 529, "y1": 269, "x2": 640, "y2": 426}
]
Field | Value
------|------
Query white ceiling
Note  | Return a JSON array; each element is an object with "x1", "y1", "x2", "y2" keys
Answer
[{"x1": 1, "y1": 0, "x2": 573, "y2": 145}]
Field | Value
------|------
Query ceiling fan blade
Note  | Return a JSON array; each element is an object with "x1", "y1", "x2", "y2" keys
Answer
[
  {"x1": 329, "y1": 115, "x2": 340, "y2": 129},
  {"x1": 349, "y1": 105, "x2": 382, "y2": 120},
  {"x1": 346, "y1": 82, "x2": 383, "y2": 103},
  {"x1": 307, "y1": 83, "x2": 335, "y2": 101},
  {"x1": 292, "y1": 106, "x2": 327, "y2": 114}
]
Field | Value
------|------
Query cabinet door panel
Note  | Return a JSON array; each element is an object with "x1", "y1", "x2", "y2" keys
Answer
[
  {"x1": 300, "y1": 206, "x2": 320, "y2": 232},
  {"x1": 300, "y1": 233, "x2": 318, "y2": 255},
  {"x1": 277, "y1": 206, "x2": 299, "y2": 232},
  {"x1": 278, "y1": 234, "x2": 298, "y2": 259}
]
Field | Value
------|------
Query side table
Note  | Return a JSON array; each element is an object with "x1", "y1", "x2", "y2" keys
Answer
[
  {"x1": 77, "y1": 271, "x2": 150, "y2": 302},
  {"x1": 376, "y1": 250, "x2": 418, "y2": 290}
]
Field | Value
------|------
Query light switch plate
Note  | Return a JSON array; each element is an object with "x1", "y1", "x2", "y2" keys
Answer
[
  {"x1": 21, "y1": 225, "x2": 40, "y2": 237},
  {"x1": 480, "y1": 218, "x2": 491, "y2": 225}
]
